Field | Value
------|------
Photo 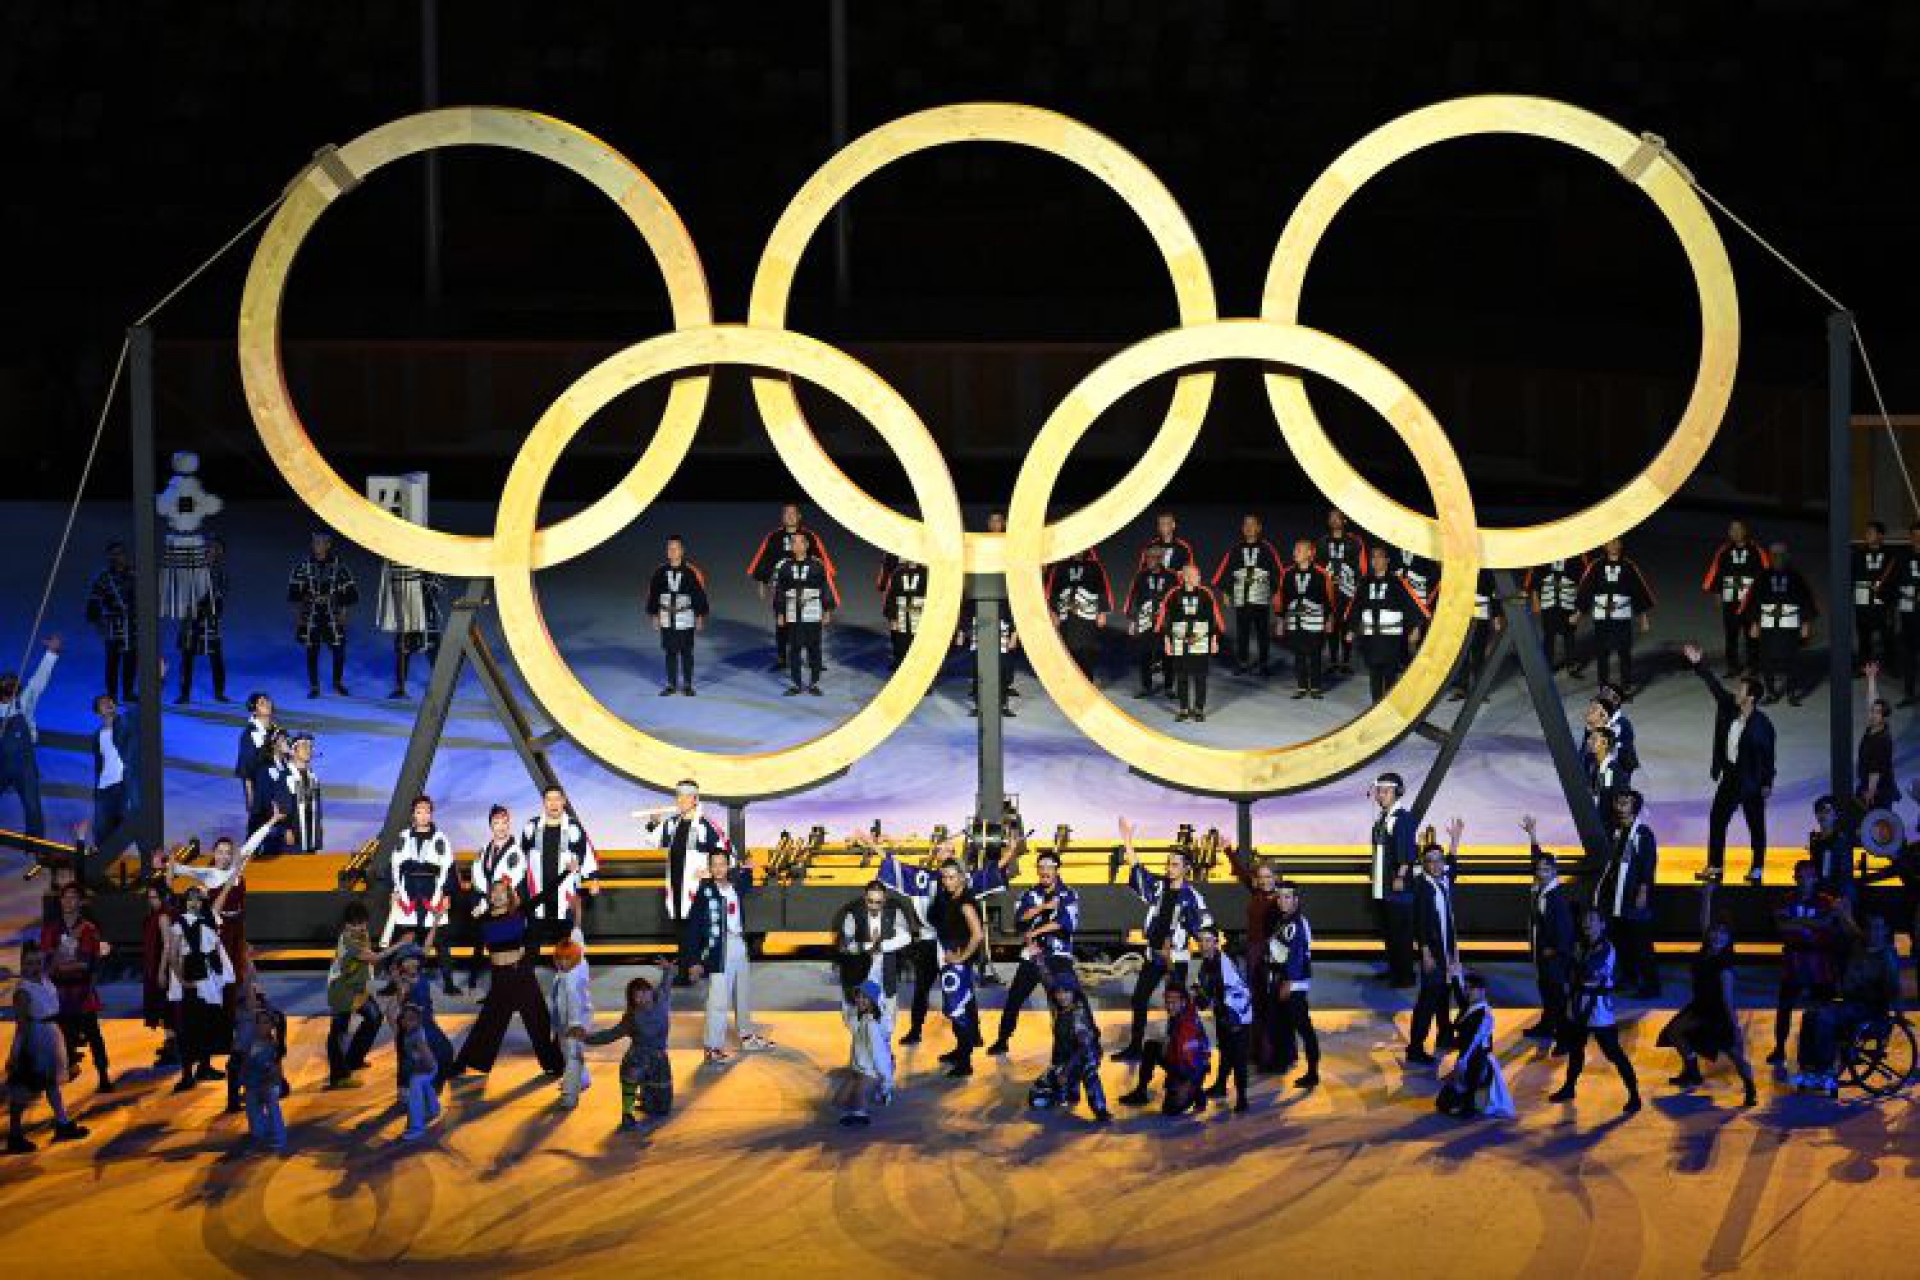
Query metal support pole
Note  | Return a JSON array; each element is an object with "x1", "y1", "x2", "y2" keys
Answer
[
  {"x1": 828, "y1": 0, "x2": 851, "y2": 306},
  {"x1": 1829, "y1": 311, "x2": 1855, "y2": 802},
  {"x1": 126, "y1": 326, "x2": 163, "y2": 857},
  {"x1": 729, "y1": 802, "x2": 748, "y2": 858},
  {"x1": 1235, "y1": 797, "x2": 1254, "y2": 858},
  {"x1": 970, "y1": 573, "x2": 1006, "y2": 830},
  {"x1": 421, "y1": 0, "x2": 443, "y2": 309}
]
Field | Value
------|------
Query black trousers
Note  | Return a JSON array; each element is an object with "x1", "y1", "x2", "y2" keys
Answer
[
  {"x1": 1410, "y1": 964, "x2": 1456, "y2": 1053},
  {"x1": 1133, "y1": 1039, "x2": 1204, "y2": 1114},
  {"x1": 1275, "y1": 990, "x2": 1320, "y2": 1071},
  {"x1": 103, "y1": 646, "x2": 137, "y2": 701},
  {"x1": 1535, "y1": 958, "x2": 1569, "y2": 1041},
  {"x1": 1373, "y1": 898, "x2": 1414, "y2": 985},
  {"x1": 1773, "y1": 973, "x2": 1836, "y2": 1055},
  {"x1": 56, "y1": 1012, "x2": 109, "y2": 1082},
  {"x1": 1124, "y1": 954, "x2": 1189, "y2": 1053},
  {"x1": 1706, "y1": 777, "x2": 1767, "y2": 874},
  {"x1": 327, "y1": 1003, "x2": 383, "y2": 1080},
  {"x1": 178, "y1": 992, "x2": 230, "y2": 1071},
  {"x1": 1289, "y1": 633, "x2": 1323, "y2": 691},
  {"x1": 889, "y1": 631, "x2": 912, "y2": 670},
  {"x1": 1208, "y1": 1017, "x2": 1250, "y2": 1100},
  {"x1": 177, "y1": 646, "x2": 226, "y2": 701},
  {"x1": 304, "y1": 641, "x2": 346, "y2": 690},
  {"x1": 1756, "y1": 630, "x2": 1799, "y2": 697},
  {"x1": 1326, "y1": 610, "x2": 1355, "y2": 668},
  {"x1": 1720, "y1": 603, "x2": 1754, "y2": 672},
  {"x1": 663, "y1": 628, "x2": 696, "y2": 688},
  {"x1": 786, "y1": 620, "x2": 823, "y2": 687},
  {"x1": 1610, "y1": 915, "x2": 1657, "y2": 993},
  {"x1": 1856, "y1": 604, "x2": 1888, "y2": 667},
  {"x1": 904, "y1": 938, "x2": 937, "y2": 1033},
  {"x1": 1135, "y1": 636, "x2": 1166, "y2": 692},
  {"x1": 995, "y1": 957, "x2": 1048, "y2": 1044},
  {"x1": 1233, "y1": 605, "x2": 1269, "y2": 672},
  {"x1": 1541, "y1": 610, "x2": 1577, "y2": 669},
  {"x1": 1562, "y1": 1022, "x2": 1639, "y2": 1096},
  {"x1": 1592, "y1": 620, "x2": 1633, "y2": 689},
  {"x1": 1172, "y1": 653, "x2": 1209, "y2": 712},
  {"x1": 773, "y1": 618, "x2": 791, "y2": 669},
  {"x1": 1360, "y1": 638, "x2": 1403, "y2": 703},
  {"x1": 455, "y1": 963, "x2": 565, "y2": 1074},
  {"x1": 1064, "y1": 621, "x2": 1102, "y2": 680}
]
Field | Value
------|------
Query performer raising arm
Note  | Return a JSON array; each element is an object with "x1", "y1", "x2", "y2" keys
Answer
[{"x1": 1112, "y1": 816, "x2": 1213, "y2": 1062}]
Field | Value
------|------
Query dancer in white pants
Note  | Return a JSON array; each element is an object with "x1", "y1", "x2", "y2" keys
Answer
[{"x1": 679, "y1": 849, "x2": 772, "y2": 1063}]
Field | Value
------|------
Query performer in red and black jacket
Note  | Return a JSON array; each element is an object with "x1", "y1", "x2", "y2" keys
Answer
[
  {"x1": 1048, "y1": 549, "x2": 1113, "y2": 681},
  {"x1": 1852, "y1": 522, "x2": 1895, "y2": 673},
  {"x1": 1317, "y1": 510, "x2": 1368, "y2": 677},
  {"x1": 1524, "y1": 553, "x2": 1589, "y2": 673},
  {"x1": 1211, "y1": 515, "x2": 1283, "y2": 678},
  {"x1": 747, "y1": 503, "x2": 835, "y2": 676},
  {"x1": 1700, "y1": 519, "x2": 1768, "y2": 675},
  {"x1": 1126, "y1": 547, "x2": 1180, "y2": 698},
  {"x1": 1275, "y1": 540, "x2": 1337, "y2": 700},
  {"x1": 1575, "y1": 539, "x2": 1656, "y2": 696},
  {"x1": 1156, "y1": 564, "x2": 1223, "y2": 722},
  {"x1": 1139, "y1": 511, "x2": 1196, "y2": 575}
]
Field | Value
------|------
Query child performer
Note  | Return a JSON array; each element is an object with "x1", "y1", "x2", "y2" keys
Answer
[
  {"x1": 551, "y1": 935, "x2": 594, "y2": 1110},
  {"x1": 383, "y1": 947, "x2": 454, "y2": 1094},
  {"x1": 41, "y1": 881, "x2": 113, "y2": 1092},
  {"x1": 6, "y1": 945, "x2": 88, "y2": 1152},
  {"x1": 1117, "y1": 985, "x2": 1211, "y2": 1116},
  {"x1": 1194, "y1": 926, "x2": 1253, "y2": 1112},
  {"x1": 1436, "y1": 972, "x2": 1516, "y2": 1120},
  {"x1": 836, "y1": 980, "x2": 895, "y2": 1127},
  {"x1": 1026, "y1": 961, "x2": 1111, "y2": 1124},
  {"x1": 396, "y1": 1005, "x2": 443, "y2": 1142},
  {"x1": 241, "y1": 1005, "x2": 287, "y2": 1152},
  {"x1": 169, "y1": 882, "x2": 235, "y2": 1092},
  {"x1": 325, "y1": 901, "x2": 394, "y2": 1088},
  {"x1": 1550, "y1": 907, "x2": 1643, "y2": 1115},
  {"x1": 586, "y1": 964, "x2": 676, "y2": 1130},
  {"x1": 140, "y1": 882, "x2": 178, "y2": 1067}
]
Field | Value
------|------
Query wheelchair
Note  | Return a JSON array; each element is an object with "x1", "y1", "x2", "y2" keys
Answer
[{"x1": 1837, "y1": 1010, "x2": 1918, "y2": 1100}]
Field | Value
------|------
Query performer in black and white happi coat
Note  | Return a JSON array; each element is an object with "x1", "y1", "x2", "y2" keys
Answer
[
  {"x1": 1048, "y1": 548, "x2": 1112, "y2": 681},
  {"x1": 1211, "y1": 514, "x2": 1282, "y2": 677},
  {"x1": 382, "y1": 795, "x2": 456, "y2": 947},
  {"x1": 646, "y1": 535, "x2": 710, "y2": 696},
  {"x1": 1112, "y1": 817, "x2": 1213, "y2": 1062},
  {"x1": 266, "y1": 731, "x2": 324, "y2": 854},
  {"x1": 519, "y1": 786, "x2": 599, "y2": 946},
  {"x1": 288, "y1": 531, "x2": 359, "y2": 699},
  {"x1": 376, "y1": 559, "x2": 444, "y2": 701},
  {"x1": 1350, "y1": 547, "x2": 1431, "y2": 704},
  {"x1": 881, "y1": 559, "x2": 928, "y2": 671},
  {"x1": 1157, "y1": 563, "x2": 1223, "y2": 722},
  {"x1": 84, "y1": 540, "x2": 138, "y2": 703},
  {"x1": 747, "y1": 503, "x2": 835, "y2": 675},
  {"x1": 769, "y1": 531, "x2": 840, "y2": 696},
  {"x1": 1524, "y1": 553, "x2": 1590, "y2": 674},
  {"x1": 1126, "y1": 548, "x2": 1180, "y2": 697},
  {"x1": 642, "y1": 779, "x2": 732, "y2": 923},
  {"x1": 1317, "y1": 509, "x2": 1369, "y2": 676},
  {"x1": 175, "y1": 535, "x2": 229, "y2": 705}
]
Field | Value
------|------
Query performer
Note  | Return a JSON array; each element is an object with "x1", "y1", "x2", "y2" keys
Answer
[
  {"x1": 1274, "y1": 539, "x2": 1337, "y2": 700},
  {"x1": 324, "y1": 901, "x2": 388, "y2": 1087},
  {"x1": 1407, "y1": 828, "x2": 1463, "y2": 1065},
  {"x1": 87, "y1": 694, "x2": 137, "y2": 861},
  {"x1": 834, "y1": 980, "x2": 895, "y2": 1127},
  {"x1": 382, "y1": 796, "x2": 456, "y2": 948},
  {"x1": 927, "y1": 859, "x2": 987, "y2": 1078},
  {"x1": 394, "y1": 1004, "x2": 444, "y2": 1142},
  {"x1": 1681, "y1": 642, "x2": 1775, "y2": 884},
  {"x1": 233, "y1": 692, "x2": 277, "y2": 830},
  {"x1": 84, "y1": 540, "x2": 138, "y2": 702},
  {"x1": 1701, "y1": 519, "x2": 1768, "y2": 674},
  {"x1": 1449, "y1": 571, "x2": 1504, "y2": 700},
  {"x1": 747, "y1": 503, "x2": 834, "y2": 674},
  {"x1": 1116, "y1": 984, "x2": 1211, "y2": 1117},
  {"x1": 1157, "y1": 562, "x2": 1223, "y2": 721},
  {"x1": 1594, "y1": 789, "x2": 1660, "y2": 998},
  {"x1": 1885, "y1": 519, "x2": 1920, "y2": 704},
  {"x1": 1194, "y1": 926, "x2": 1253, "y2": 1112},
  {"x1": 880, "y1": 558, "x2": 927, "y2": 671},
  {"x1": 833, "y1": 879, "x2": 916, "y2": 1035},
  {"x1": 682, "y1": 847, "x2": 771, "y2": 1064},
  {"x1": 169, "y1": 814, "x2": 278, "y2": 971},
  {"x1": 1140, "y1": 510, "x2": 1195, "y2": 574},
  {"x1": 238, "y1": 999, "x2": 287, "y2": 1152},
  {"x1": 1390, "y1": 543, "x2": 1439, "y2": 617},
  {"x1": 987, "y1": 849, "x2": 1081, "y2": 1054},
  {"x1": 288, "y1": 530, "x2": 359, "y2": 699},
  {"x1": 1026, "y1": 963, "x2": 1110, "y2": 1124},
  {"x1": 372, "y1": 532, "x2": 444, "y2": 702},
  {"x1": 1809, "y1": 795, "x2": 1855, "y2": 902},
  {"x1": 1524, "y1": 554, "x2": 1589, "y2": 672},
  {"x1": 0, "y1": 635, "x2": 59, "y2": 840},
  {"x1": 956, "y1": 594, "x2": 1019, "y2": 719},
  {"x1": 519, "y1": 786, "x2": 599, "y2": 945},
  {"x1": 1657, "y1": 907, "x2": 1758, "y2": 1107},
  {"x1": 1368, "y1": 772, "x2": 1419, "y2": 987},
  {"x1": 645, "y1": 779, "x2": 730, "y2": 923},
  {"x1": 380, "y1": 947, "x2": 454, "y2": 1092},
  {"x1": 1048, "y1": 548, "x2": 1112, "y2": 681},
  {"x1": 1519, "y1": 819, "x2": 1576, "y2": 1046},
  {"x1": 1852, "y1": 521, "x2": 1894, "y2": 672},
  {"x1": 1269, "y1": 879, "x2": 1320, "y2": 1089},
  {"x1": 1740, "y1": 542, "x2": 1818, "y2": 706},
  {"x1": 450, "y1": 882, "x2": 566, "y2": 1078},
  {"x1": 5, "y1": 945, "x2": 87, "y2": 1153},
  {"x1": 1349, "y1": 548, "x2": 1431, "y2": 705},
  {"x1": 472, "y1": 803, "x2": 527, "y2": 915},
  {"x1": 1795, "y1": 903, "x2": 1898, "y2": 1095},
  {"x1": 1227, "y1": 847, "x2": 1284, "y2": 1072},
  {"x1": 1584, "y1": 727, "x2": 1625, "y2": 805},
  {"x1": 1588, "y1": 686, "x2": 1640, "y2": 792},
  {"x1": 646, "y1": 535, "x2": 709, "y2": 696},
  {"x1": 1112, "y1": 817, "x2": 1214, "y2": 1061},
  {"x1": 550, "y1": 936, "x2": 594, "y2": 1110},
  {"x1": 264, "y1": 731, "x2": 323, "y2": 854},
  {"x1": 175, "y1": 535, "x2": 229, "y2": 705},
  {"x1": 1128, "y1": 547, "x2": 1180, "y2": 696},
  {"x1": 1211, "y1": 515, "x2": 1281, "y2": 678},
  {"x1": 770, "y1": 530, "x2": 839, "y2": 696},
  {"x1": 1858, "y1": 665, "x2": 1896, "y2": 814},
  {"x1": 140, "y1": 883, "x2": 177, "y2": 1067},
  {"x1": 168, "y1": 881, "x2": 235, "y2": 1093},
  {"x1": 1767, "y1": 859, "x2": 1840, "y2": 1067},
  {"x1": 585, "y1": 968, "x2": 677, "y2": 1129},
  {"x1": 40, "y1": 883, "x2": 112, "y2": 1093},
  {"x1": 1318, "y1": 509, "x2": 1369, "y2": 676},
  {"x1": 864, "y1": 834, "x2": 1000, "y2": 1046},
  {"x1": 1435, "y1": 972, "x2": 1516, "y2": 1120},
  {"x1": 1549, "y1": 906, "x2": 1643, "y2": 1114},
  {"x1": 1574, "y1": 538, "x2": 1655, "y2": 696}
]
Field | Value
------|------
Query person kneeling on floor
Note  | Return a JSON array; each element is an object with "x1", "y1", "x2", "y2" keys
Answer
[
  {"x1": 1118, "y1": 985, "x2": 1211, "y2": 1117},
  {"x1": 1436, "y1": 972, "x2": 1516, "y2": 1120}
]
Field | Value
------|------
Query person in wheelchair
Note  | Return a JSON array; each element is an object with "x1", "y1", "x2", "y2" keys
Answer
[{"x1": 1795, "y1": 901, "x2": 1901, "y2": 1095}]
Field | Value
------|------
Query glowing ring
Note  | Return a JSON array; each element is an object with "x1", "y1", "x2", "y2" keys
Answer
[
  {"x1": 491, "y1": 325, "x2": 965, "y2": 798},
  {"x1": 749, "y1": 103, "x2": 1218, "y2": 573},
  {"x1": 239, "y1": 107, "x2": 715, "y2": 577},
  {"x1": 1004, "y1": 320, "x2": 1480, "y2": 795},
  {"x1": 1261, "y1": 94, "x2": 1738, "y2": 567}
]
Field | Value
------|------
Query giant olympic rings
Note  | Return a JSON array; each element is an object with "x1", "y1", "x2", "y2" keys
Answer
[{"x1": 238, "y1": 97, "x2": 1738, "y2": 799}]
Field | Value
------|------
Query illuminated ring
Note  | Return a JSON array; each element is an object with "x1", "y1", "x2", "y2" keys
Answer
[
  {"x1": 1004, "y1": 320, "x2": 1479, "y2": 795},
  {"x1": 1261, "y1": 95, "x2": 1738, "y2": 568},
  {"x1": 239, "y1": 107, "x2": 715, "y2": 577},
  {"x1": 748, "y1": 103, "x2": 1218, "y2": 574},
  {"x1": 491, "y1": 325, "x2": 965, "y2": 798}
]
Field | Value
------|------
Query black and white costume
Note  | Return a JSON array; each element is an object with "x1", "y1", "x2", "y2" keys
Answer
[
  {"x1": 85, "y1": 556, "x2": 138, "y2": 702},
  {"x1": 518, "y1": 813, "x2": 599, "y2": 939},
  {"x1": 383, "y1": 824, "x2": 456, "y2": 945},
  {"x1": 1048, "y1": 554, "x2": 1112, "y2": 678},
  {"x1": 155, "y1": 454, "x2": 223, "y2": 620},
  {"x1": 1852, "y1": 539, "x2": 1894, "y2": 669},
  {"x1": 288, "y1": 550, "x2": 359, "y2": 694},
  {"x1": 769, "y1": 555, "x2": 840, "y2": 693},
  {"x1": 1595, "y1": 814, "x2": 1660, "y2": 995},
  {"x1": 176, "y1": 557, "x2": 228, "y2": 703},
  {"x1": 1739, "y1": 563, "x2": 1818, "y2": 703},
  {"x1": 1318, "y1": 528, "x2": 1369, "y2": 672},
  {"x1": 958, "y1": 598, "x2": 1018, "y2": 715},
  {"x1": 1409, "y1": 867, "x2": 1460, "y2": 1057},
  {"x1": 1575, "y1": 554, "x2": 1655, "y2": 691},
  {"x1": 1117, "y1": 863, "x2": 1213, "y2": 1058},
  {"x1": 1157, "y1": 584, "x2": 1223, "y2": 718},
  {"x1": 1211, "y1": 537, "x2": 1282, "y2": 675},
  {"x1": 470, "y1": 833, "x2": 528, "y2": 914},
  {"x1": 267, "y1": 754, "x2": 323, "y2": 854},
  {"x1": 748, "y1": 523, "x2": 833, "y2": 673},
  {"x1": 1275, "y1": 561, "x2": 1338, "y2": 696},
  {"x1": 1525, "y1": 556, "x2": 1588, "y2": 671},
  {"x1": 646, "y1": 561, "x2": 710, "y2": 693},
  {"x1": 1702, "y1": 538, "x2": 1769, "y2": 674},
  {"x1": 376, "y1": 562, "x2": 444, "y2": 696},
  {"x1": 1882, "y1": 543, "x2": 1920, "y2": 701},
  {"x1": 1352, "y1": 568, "x2": 1431, "y2": 703},
  {"x1": 1126, "y1": 564, "x2": 1179, "y2": 695},
  {"x1": 881, "y1": 561, "x2": 927, "y2": 670},
  {"x1": 651, "y1": 804, "x2": 731, "y2": 921}
]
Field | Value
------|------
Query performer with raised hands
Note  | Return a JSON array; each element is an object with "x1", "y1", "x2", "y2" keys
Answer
[
  {"x1": 860, "y1": 830, "x2": 1010, "y2": 1046},
  {"x1": 1519, "y1": 816, "x2": 1577, "y2": 1046},
  {"x1": 986, "y1": 847, "x2": 1081, "y2": 1056},
  {"x1": 1406, "y1": 820, "x2": 1464, "y2": 1066},
  {"x1": 640, "y1": 779, "x2": 730, "y2": 924},
  {"x1": 1112, "y1": 816, "x2": 1214, "y2": 1062}
]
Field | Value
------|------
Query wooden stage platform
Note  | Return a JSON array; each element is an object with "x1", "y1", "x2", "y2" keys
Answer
[{"x1": 0, "y1": 1010, "x2": 1912, "y2": 1277}]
